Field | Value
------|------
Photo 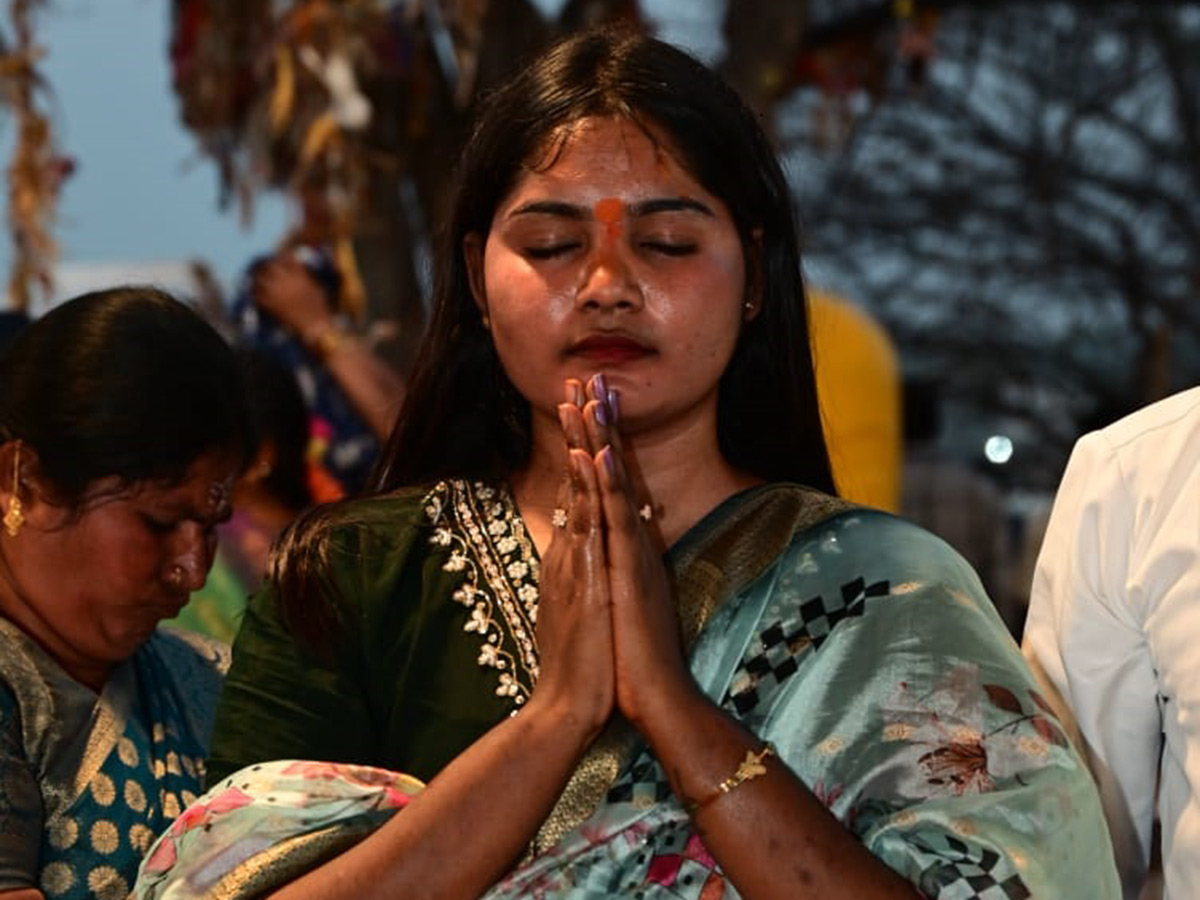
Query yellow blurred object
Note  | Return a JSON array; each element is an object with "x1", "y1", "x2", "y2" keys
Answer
[
  {"x1": 268, "y1": 45, "x2": 297, "y2": 135},
  {"x1": 298, "y1": 111, "x2": 341, "y2": 171},
  {"x1": 809, "y1": 288, "x2": 902, "y2": 512},
  {"x1": 332, "y1": 232, "x2": 367, "y2": 319}
]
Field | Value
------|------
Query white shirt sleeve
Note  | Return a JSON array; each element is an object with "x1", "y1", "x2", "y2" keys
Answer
[{"x1": 1023, "y1": 429, "x2": 1161, "y2": 898}]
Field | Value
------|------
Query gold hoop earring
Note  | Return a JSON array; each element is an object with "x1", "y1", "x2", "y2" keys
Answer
[{"x1": 4, "y1": 443, "x2": 24, "y2": 538}]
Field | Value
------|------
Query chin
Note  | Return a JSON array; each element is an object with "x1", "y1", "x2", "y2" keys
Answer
[{"x1": 110, "y1": 618, "x2": 166, "y2": 655}]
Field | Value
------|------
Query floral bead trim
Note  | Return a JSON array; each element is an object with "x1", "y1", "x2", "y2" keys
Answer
[{"x1": 425, "y1": 480, "x2": 540, "y2": 707}]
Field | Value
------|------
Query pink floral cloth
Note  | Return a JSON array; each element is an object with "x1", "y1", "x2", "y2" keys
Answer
[{"x1": 133, "y1": 760, "x2": 422, "y2": 899}]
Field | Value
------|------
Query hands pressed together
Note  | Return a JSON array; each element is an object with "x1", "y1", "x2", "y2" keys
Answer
[
  {"x1": 520, "y1": 378, "x2": 922, "y2": 900},
  {"x1": 532, "y1": 374, "x2": 699, "y2": 742}
]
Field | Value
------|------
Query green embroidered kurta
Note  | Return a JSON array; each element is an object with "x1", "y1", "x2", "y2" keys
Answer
[{"x1": 208, "y1": 481, "x2": 537, "y2": 785}]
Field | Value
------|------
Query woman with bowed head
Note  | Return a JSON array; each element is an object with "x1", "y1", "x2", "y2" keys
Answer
[
  {"x1": 0, "y1": 287, "x2": 252, "y2": 900},
  {"x1": 137, "y1": 26, "x2": 1119, "y2": 900}
]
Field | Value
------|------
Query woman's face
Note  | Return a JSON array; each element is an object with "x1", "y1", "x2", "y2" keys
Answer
[
  {"x1": 467, "y1": 116, "x2": 755, "y2": 436},
  {"x1": 2, "y1": 448, "x2": 238, "y2": 685}
]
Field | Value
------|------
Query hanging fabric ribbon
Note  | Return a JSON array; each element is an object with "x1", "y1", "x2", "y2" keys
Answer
[{"x1": 2, "y1": 0, "x2": 70, "y2": 313}]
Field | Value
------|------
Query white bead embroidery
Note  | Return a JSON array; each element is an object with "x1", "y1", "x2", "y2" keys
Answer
[{"x1": 426, "y1": 481, "x2": 540, "y2": 706}]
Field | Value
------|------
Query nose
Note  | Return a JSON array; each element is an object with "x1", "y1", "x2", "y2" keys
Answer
[
  {"x1": 166, "y1": 523, "x2": 214, "y2": 592},
  {"x1": 576, "y1": 238, "x2": 643, "y2": 312}
]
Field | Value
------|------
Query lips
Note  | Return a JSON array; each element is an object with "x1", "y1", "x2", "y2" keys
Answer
[{"x1": 567, "y1": 334, "x2": 654, "y2": 365}]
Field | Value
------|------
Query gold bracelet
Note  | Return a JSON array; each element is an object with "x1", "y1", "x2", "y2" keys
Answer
[{"x1": 686, "y1": 743, "x2": 776, "y2": 814}]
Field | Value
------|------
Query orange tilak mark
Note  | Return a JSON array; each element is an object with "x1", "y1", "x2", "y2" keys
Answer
[{"x1": 594, "y1": 197, "x2": 624, "y2": 242}]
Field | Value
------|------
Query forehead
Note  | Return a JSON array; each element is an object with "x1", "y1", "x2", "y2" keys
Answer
[
  {"x1": 504, "y1": 117, "x2": 706, "y2": 206},
  {"x1": 86, "y1": 450, "x2": 239, "y2": 515},
  {"x1": 157, "y1": 451, "x2": 238, "y2": 505}
]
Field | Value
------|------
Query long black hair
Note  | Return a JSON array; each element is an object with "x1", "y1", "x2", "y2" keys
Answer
[
  {"x1": 0, "y1": 286, "x2": 250, "y2": 508},
  {"x1": 272, "y1": 26, "x2": 836, "y2": 642}
]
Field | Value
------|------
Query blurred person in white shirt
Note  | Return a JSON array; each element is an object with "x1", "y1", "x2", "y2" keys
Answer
[{"x1": 1024, "y1": 386, "x2": 1200, "y2": 900}]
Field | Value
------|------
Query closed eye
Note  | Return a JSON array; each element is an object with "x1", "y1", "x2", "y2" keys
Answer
[
  {"x1": 525, "y1": 243, "x2": 581, "y2": 260},
  {"x1": 141, "y1": 514, "x2": 176, "y2": 535},
  {"x1": 641, "y1": 241, "x2": 697, "y2": 257}
]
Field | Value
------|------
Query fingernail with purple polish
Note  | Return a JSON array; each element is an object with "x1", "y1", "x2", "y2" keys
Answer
[
  {"x1": 593, "y1": 400, "x2": 608, "y2": 426},
  {"x1": 606, "y1": 388, "x2": 619, "y2": 423},
  {"x1": 593, "y1": 373, "x2": 607, "y2": 400},
  {"x1": 601, "y1": 445, "x2": 615, "y2": 474}
]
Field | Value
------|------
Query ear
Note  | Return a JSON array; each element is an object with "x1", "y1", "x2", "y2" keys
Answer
[
  {"x1": 463, "y1": 232, "x2": 490, "y2": 328},
  {"x1": 244, "y1": 441, "x2": 278, "y2": 484},
  {"x1": 742, "y1": 228, "x2": 764, "y2": 322}
]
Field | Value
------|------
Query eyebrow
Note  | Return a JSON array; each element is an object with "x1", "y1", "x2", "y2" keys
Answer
[
  {"x1": 146, "y1": 498, "x2": 232, "y2": 525},
  {"x1": 507, "y1": 197, "x2": 715, "y2": 219}
]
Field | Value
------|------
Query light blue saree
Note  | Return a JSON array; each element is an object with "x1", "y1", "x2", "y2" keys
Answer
[{"x1": 133, "y1": 485, "x2": 1120, "y2": 899}]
